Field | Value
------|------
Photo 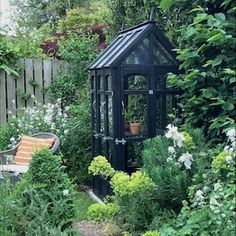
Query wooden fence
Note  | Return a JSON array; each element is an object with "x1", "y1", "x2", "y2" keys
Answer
[{"x1": 0, "y1": 59, "x2": 69, "y2": 125}]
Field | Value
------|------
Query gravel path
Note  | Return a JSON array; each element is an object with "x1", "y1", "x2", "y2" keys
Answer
[{"x1": 74, "y1": 220, "x2": 106, "y2": 236}]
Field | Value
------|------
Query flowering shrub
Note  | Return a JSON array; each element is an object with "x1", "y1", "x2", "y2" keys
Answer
[
  {"x1": 3, "y1": 99, "x2": 69, "y2": 150},
  {"x1": 110, "y1": 171, "x2": 154, "y2": 197},
  {"x1": 212, "y1": 128, "x2": 235, "y2": 170},
  {"x1": 147, "y1": 126, "x2": 236, "y2": 235},
  {"x1": 88, "y1": 155, "x2": 115, "y2": 178},
  {"x1": 88, "y1": 156, "x2": 157, "y2": 232},
  {"x1": 142, "y1": 231, "x2": 160, "y2": 236},
  {"x1": 87, "y1": 203, "x2": 118, "y2": 222},
  {"x1": 212, "y1": 151, "x2": 231, "y2": 170}
]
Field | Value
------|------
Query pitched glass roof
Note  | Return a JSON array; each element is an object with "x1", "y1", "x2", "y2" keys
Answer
[{"x1": 88, "y1": 21, "x2": 177, "y2": 69}]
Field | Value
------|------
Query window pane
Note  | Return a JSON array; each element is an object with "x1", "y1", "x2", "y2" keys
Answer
[
  {"x1": 99, "y1": 94, "x2": 105, "y2": 133},
  {"x1": 125, "y1": 75, "x2": 147, "y2": 90},
  {"x1": 124, "y1": 38, "x2": 149, "y2": 65},
  {"x1": 153, "y1": 37, "x2": 177, "y2": 65},
  {"x1": 124, "y1": 94, "x2": 148, "y2": 136}
]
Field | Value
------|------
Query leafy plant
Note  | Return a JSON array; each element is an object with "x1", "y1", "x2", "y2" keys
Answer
[
  {"x1": 10, "y1": 149, "x2": 76, "y2": 233},
  {"x1": 167, "y1": 2, "x2": 236, "y2": 140}
]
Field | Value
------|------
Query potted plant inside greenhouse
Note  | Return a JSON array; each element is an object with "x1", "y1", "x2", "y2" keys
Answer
[{"x1": 125, "y1": 109, "x2": 142, "y2": 135}]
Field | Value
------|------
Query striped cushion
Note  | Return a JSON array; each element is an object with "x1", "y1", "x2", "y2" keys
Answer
[{"x1": 14, "y1": 136, "x2": 55, "y2": 165}]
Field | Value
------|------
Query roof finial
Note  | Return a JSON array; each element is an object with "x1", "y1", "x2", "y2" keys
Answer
[
  {"x1": 121, "y1": 21, "x2": 125, "y2": 31},
  {"x1": 149, "y1": 7, "x2": 156, "y2": 21}
]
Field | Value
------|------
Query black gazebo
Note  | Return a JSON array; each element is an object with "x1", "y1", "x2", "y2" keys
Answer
[{"x1": 89, "y1": 19, "x2": 180, "y2": 198}]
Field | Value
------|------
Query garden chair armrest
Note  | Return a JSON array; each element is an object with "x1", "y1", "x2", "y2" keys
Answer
[{"x1": 0, "y1": 148, "x2": 17, "y2": 164}]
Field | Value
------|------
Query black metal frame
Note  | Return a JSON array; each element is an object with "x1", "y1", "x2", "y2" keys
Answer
[{"x1": 89, "y1": 21, "x2": 180, "y2": 199}]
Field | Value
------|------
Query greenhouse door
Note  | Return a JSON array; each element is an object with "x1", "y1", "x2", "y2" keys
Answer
[{"x1": 118, "y1": 67, "x2": 153, "y2": 173}]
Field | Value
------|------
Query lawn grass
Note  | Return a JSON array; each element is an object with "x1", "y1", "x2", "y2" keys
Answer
[{"x1": 74, "y1": 191, "x2": 94, "y2": 221}]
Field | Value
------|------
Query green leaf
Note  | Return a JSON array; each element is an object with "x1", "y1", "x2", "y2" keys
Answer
[
  {"x1": 215, "y1": 13, "x2": 226, "y2": 21},
  {"x1": 230, "y1": 77, "x2": 236, "y2": 83},
  {"x1": 222, "y1": 102, "x2": 234, "y2": 111},
  {"x1": 0, "y1": 64, "x2": 19, "y2": 77},
  {"x1": 207, "y1": 33, "x2": 225, "y2": 42},
  {"x1": 223, "y1": 68, "x2": 236, "y2": 75},
  {"x1": 202, "y1": 88, "x2": 217, "y2": 98},
  {"x1": 160, "y1": 0, "x2": 175, "y2": 10},
  {"x1": 209, "y1": 99, "x2": 225, "y2": 106},
  {"x1": 192, "y1": 13, "x2": 209, "y2": 25}
]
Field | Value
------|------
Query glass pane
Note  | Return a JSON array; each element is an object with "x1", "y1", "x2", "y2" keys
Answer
[
  {"x1": 105, "y1": 75, "x2": 112, "y2": 91},
  {"x1": 99, "y1": 75, "x2": 103, "y2": 90},
  {"x1": 99, "y1": 94, "x2": 105, "y2": 133},
  {"x1": 108, "y1": 96, "x2": 113, "y2": 136},
  {"x1": 125, "y1": 141, "x2": 143, "y2": 170},
  {"x1": 124, "y1": 94, "x2": 148, "y2": 136},
  {"x1": 91, "y1": 75, "x2": 95, "y2": 89},
  {"x1": 125, "y1": 75, "x2": 147, "y2": 90},
  {"x1": 167, "y1": 94, "x2": 181, "y2": 125},
  {"x1": 124, "y1": 38, "x2": 149, "y2": 65},
  {"x1": 156, "y1": 94, "x2": 162, "y2": 130},
  {"x1": 92, "y1": 93, "x2": 96, "y2": 130},
  {"x1": 153, "y1": 37, "x2": 176, "y2": 65},
  {"x1": 156, "y1": 75, "x2": 165, "y2": 90}
]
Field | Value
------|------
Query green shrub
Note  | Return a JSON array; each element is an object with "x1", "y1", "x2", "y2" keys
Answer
[
  {"x1": 142, "y1": 231, "x2": 160, "y2": 236},
  {"x1": 0, "y1": 174, "x2": 14, "y2": 234},
  {"x1": 88, "y1": 156, "x2": 157, "y2": 233},
  {"x1": 60, "y1": 98, "x2": 93, "y2": 184},
  {"x1": 88, "y1": 155, "x2": 116, "y2": 178},
  {"x1": 87, "y1": 203, "x2": 118, "y2": 222},
  {"x1": 0, "y1": 123, "x2": 16, "y2": 151},
  {"x1": 48, "y1": 33, "x2": 98, "y2": 105},
  {"x1": 10, "y1": 149, "x2": 76, "y2": 233}
]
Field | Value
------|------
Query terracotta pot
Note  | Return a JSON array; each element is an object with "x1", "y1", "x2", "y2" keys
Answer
[
  {"x1": 130, "y1": 122, "x2": 141, "y2": 135},
  {"x1": 124, "y1": 121, "x2": 130, "y2": 131}
]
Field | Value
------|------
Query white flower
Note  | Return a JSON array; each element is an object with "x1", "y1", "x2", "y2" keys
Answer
[
  {"x1": 226, "y1": 155, "x2": 233, "y2": 164},
  {"x1": 165, "y1": 124, "x2": 184, "y2": 147},
  {"x1": 210, "y1": 197, "x2": 220, "y2": 206},
  {"x1": 167, "y1": 157, "x2": 174, "y2": 163},
  {"x1": 214, "y1": 183, "x2": 222, "y2": 191},
  {"x1": 178, "y1": 152, "x2": 194, "y2": 169},
  {"x1": 10, "y1": 137, "x2": 15, "y2": 142},
  {"x1": 168, "y1": 146, "x2": 176, "y2": 155},
  {"x1": 165, "y1": 124, "x2": 178, "y2": 139},
  {"x1": 226, "y1": 128, "x2": 235, "y2": 143},
  {"x1": 196, "y1": 190, "x2": 204, "y2": 201},
  {"x1": 63, "y1": 189, "x2": 69, "y2": 196}
]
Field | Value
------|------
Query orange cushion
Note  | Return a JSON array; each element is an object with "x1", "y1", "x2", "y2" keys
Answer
[{"x1": 14, "y1": 136, "x2": 55, "y2": 165}]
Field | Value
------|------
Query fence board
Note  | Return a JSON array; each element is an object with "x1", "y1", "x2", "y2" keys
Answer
[
  {"x1": 6, "y1": 74, "x2": 16, "y2": 119},
  {"x1": 52, "y1": 59, "x2": 61, "y2": 81},
  {"x1": 25, "y1": 59, "x2": 34, "y2": 107},
  {"x1": 0, "y1": 71, "x2": 6, "y2": 124},
  {"x1": 34, "y1": 59, "x2": 43, "y2": 103},
  {"x1": 0, "y1": 58, "x2": 69, "y2": 125},
  {"x1": 16, "y1": 59, "x2": 25, "y2": 109},
  {"x1": 43, "y1": 60, "x2": 52, "y2": 104}
]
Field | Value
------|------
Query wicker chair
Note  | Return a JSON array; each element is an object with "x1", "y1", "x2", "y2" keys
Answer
[{"x1": 0, "y1": 133, "x2": 60, "y2": 182}]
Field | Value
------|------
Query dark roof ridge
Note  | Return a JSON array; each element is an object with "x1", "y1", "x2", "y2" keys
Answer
[{"x1": 119, "y1": 20, "x2": 156, "y2": 34}]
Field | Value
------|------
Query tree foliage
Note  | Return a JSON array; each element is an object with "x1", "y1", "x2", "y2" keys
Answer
[{"x1": 10, "y1": 0, "x2": 88, "y2": 30}]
